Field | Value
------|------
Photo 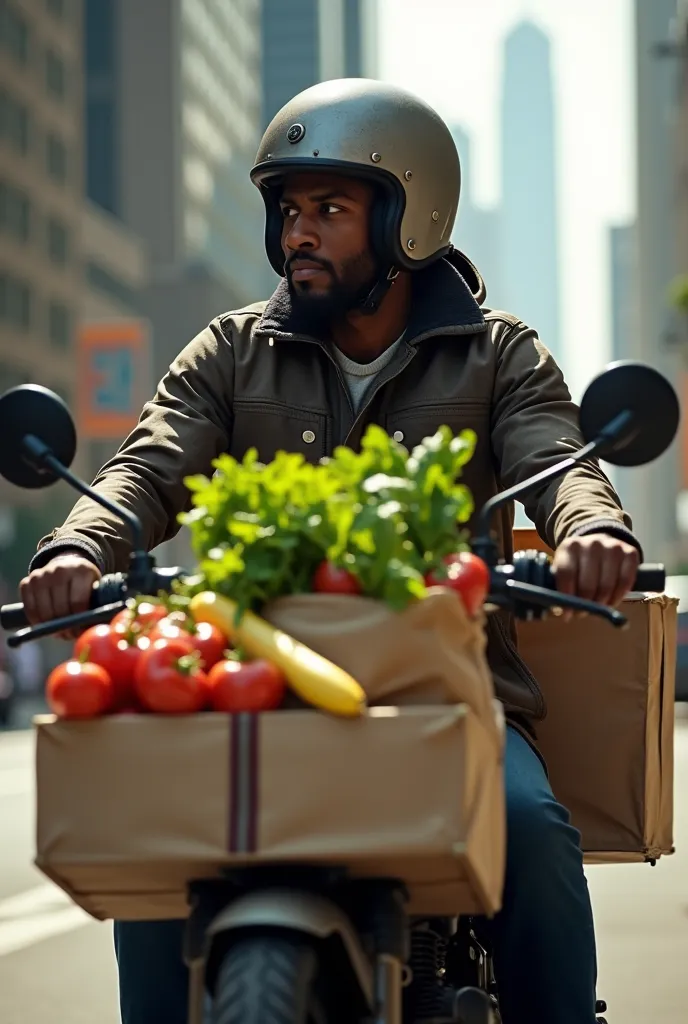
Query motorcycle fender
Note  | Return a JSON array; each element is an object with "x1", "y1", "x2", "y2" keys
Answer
[{"x1": 206, "y1": 888, "x2": 375, "y2": 1006}]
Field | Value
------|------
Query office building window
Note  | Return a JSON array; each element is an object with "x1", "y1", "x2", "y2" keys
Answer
[
  {"x1": 46, "y1": 133, "x2": 67, "y2": 183},
  {"x1": 86, "y1": 261, "x2": 140, "y2": 311},
  {"x1": 47, "y1": 217, "x2": 69, "y2": 264},
  {"x1": 0, "y1": 89, "x2": 29, "y2": 155},
  {"x1": 45, "y1": 49, "x2": 67, "y2": 100},
  {"x1": 0, "y1": 272, "x2": 32, "y2": 330},
  {"x1": 48, "y1": 300, "x2": 70, "y2": 347},
  {"x1": 0, "y1": 361, "x2": 30, "y2": 390},
  {"x1": 0, "y1": 180, "x2": 30, "y2": 241},
  {"x1": 0, "y1": 2, "x2": 29, "y2": 65},
  {"x1": 46, "y1": 0, "x2": 67, "y2": 18}
]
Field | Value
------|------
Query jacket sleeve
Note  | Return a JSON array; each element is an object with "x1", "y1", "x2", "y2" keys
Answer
[
  {"x1": 490, "y1": 318, "x2": 641, "y2": 554},
  {"x1": 31, "y1": 321, "x2": 235, "y2": 575}
]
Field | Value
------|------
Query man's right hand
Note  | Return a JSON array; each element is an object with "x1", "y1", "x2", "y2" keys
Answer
[{"x1": 20, "y1": 555, "x2": 102, "y2": 628}]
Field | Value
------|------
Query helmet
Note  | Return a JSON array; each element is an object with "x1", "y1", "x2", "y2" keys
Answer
[{"x1": 250, "y1": 78, "x2": 461, "y2": 310}]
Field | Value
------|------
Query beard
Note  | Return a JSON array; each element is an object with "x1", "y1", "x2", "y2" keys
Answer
[{"x1": 285, "y1": 251, "x2": 379, "y2": 333}]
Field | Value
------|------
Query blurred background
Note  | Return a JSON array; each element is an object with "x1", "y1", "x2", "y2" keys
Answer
[{"x1": 0, "y1": 1, "x2": 687, "y2": 1020}]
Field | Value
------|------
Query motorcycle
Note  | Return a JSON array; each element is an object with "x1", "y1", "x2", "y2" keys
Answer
[{"x1": 0, "y1": 360, "x2": 679, "y2": 1024}]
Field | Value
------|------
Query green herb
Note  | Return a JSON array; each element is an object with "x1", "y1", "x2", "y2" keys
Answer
[{"x1": 179, "y1": 424, "x2": 476, "y2": 614}]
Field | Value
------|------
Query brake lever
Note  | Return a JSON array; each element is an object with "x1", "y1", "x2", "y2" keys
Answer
[
  {"x1": 498, "y1": 579, "x2": 628, "y2": 628},
  {"x1": 6, "y1": 601, "x2": 127, "y2": 648}
]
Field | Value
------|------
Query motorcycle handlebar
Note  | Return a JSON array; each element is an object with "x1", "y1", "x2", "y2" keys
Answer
[{"x1": 0, "y1": 562, "x2": 667, "y2": 633}]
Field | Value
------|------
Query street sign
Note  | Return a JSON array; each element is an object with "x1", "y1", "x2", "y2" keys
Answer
[{"x1": 77, "y1": 320, "x2": 151, "y2": 439}]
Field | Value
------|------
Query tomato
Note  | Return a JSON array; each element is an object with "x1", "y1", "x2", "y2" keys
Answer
[
  {"x1": 111, "y1": 600, "x2": 168, "y2": 635},
  {"x1": 424, "y1": 552, "x2": 490, "y2": 617},
  {"x1": 46, "y1": 660, "x2": 114, "y2": 719},
  {"x1": 134, "y1": 637, "x2": 209, "y2": 714},
  {"x1": 149, "y1": 618, "x2": 228, "y2": 670},
  {"x1": 207, "y1": 657, "x2": 286, "y2": 713},
  {"x1": 313, "y1": 561, "x2": 361, "y2": 595},
  {"x1": 74, "y1": 625, "x2": 151, "y2": 708}
]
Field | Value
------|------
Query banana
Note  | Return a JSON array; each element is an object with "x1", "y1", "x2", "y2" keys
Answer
[{"x1": 189, "y1": 591, "x2": 366, "y2": 718}]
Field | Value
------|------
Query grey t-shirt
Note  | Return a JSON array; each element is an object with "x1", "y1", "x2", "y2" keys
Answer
[{"x1": 332, "y1": 335, "x2": 405, "y2": 413}]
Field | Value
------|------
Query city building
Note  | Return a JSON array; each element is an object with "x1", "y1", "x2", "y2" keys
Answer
[
  {"x1": 450, "y1": 125, "x2": 505, "y2": 309},
  {"x1": 499, "y1": 20, "x2": 562, "y2": 367},
  {"x1": 0, "y1": 0, "x2": 86, "y2": 588},
  {"x1": 79, "y1": 199, "x2": 149, "y2": 480},
  {"x1": 0, "y1": 0, "x2": 82, "y2": 400},
  {"x1": 84, "y1": 0, "x2": 272, "y2": 380},
  {"x1": 628, "y1": 0, "x2": 684, "y2": 564},
  {"x1": 607, "y1": 223, "x2": 638, "y2": 511},
  {"x1": 261, "y1": 0, "x2": 377, "y2": 127}
]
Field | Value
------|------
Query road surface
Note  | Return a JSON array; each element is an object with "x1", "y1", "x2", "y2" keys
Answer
[{"x1": 0, "y1": 713, "x2": 687, "y2": 1023}]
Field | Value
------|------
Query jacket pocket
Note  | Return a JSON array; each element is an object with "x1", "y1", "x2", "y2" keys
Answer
[
  {"x1": 385, "y1": 401, "x2": 490, "y2": 451},
  {"x1": 230, "y1": 399, "x2": 329, "y2": 464}
]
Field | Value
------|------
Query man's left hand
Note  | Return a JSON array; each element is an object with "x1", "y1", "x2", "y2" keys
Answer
[{"x1": 552, "y1": 533, "x2": 640, "y2": 609}]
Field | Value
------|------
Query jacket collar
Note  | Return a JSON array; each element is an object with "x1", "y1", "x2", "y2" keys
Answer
[{"x1": 256, "y1": 247, "x2": 487, "y2": 344}]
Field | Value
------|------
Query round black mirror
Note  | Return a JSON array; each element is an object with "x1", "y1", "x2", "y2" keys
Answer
[
  {"x1": 579, "y1": 361, "x2": 680, "y2": 467},
  {"x1": 0, "y1": 384, "x2": 77, "y2": 488}
]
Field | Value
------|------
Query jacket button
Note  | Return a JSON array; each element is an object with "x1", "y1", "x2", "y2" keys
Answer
[
  {"x1": 302, "y1": 429, "x2": 316, "y2": 444},
  {"x1": 393, "y1": 430, "x2": 404, "y2": 442}
]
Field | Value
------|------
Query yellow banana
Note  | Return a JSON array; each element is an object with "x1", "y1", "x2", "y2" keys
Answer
[{"x1": 189, "y1": 591, "x2": 366, "y2": 718}]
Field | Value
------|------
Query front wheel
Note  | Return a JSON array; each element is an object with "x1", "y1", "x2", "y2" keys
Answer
[{"x1": 211, "y1": 933, "x2": 326, "y2": 1024}]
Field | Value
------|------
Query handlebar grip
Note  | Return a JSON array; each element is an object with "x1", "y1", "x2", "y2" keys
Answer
[
  {"x1": 0, "y1": 572, "x2": 127, "y2": 632},
  {"x1": 540, "y1": 562, "x2": 665, "y2": 594},
  {"x1": 0, "y1": 602, "x2": 28, "y2": 630},
  {"x1": 631, "y1": 564, "x2": 665, "y2": 593}
]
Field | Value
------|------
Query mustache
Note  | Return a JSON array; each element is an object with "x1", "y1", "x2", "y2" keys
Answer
[{"x1": 285, "y1": 253, "x2": 335, "y2": 276}]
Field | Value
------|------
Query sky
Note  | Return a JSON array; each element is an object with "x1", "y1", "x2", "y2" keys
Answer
[{"x1": 377, "y1": 0, "x2": 636, "y2": 400}]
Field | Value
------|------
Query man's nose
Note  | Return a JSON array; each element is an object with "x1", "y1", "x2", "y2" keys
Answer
[{"x1": 285, "y1": 213, "x2": 319, "y2": 251}]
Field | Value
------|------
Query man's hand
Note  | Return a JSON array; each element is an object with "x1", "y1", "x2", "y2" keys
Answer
[
  {"x1": 20, "y1": 555, "x2": 102, "y2": 636},
  {"x1": 552, "y1": 533, "x2": 640, "y2": 610}
]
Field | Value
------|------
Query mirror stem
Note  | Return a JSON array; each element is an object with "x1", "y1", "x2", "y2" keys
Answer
[
  {"x1": 472, "y1": 409, "x2": 633, "y2": 566},
  {"x1": 21, "y1": 435, "x2": 149, "y2": 578}
]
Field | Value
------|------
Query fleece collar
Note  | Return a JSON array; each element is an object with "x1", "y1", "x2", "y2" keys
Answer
[{"x1": 255, "y1": 247, "x2": 488, "y2": 344}]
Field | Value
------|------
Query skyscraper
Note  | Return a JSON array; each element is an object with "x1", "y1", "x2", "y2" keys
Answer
[
  {"x1": 260, "y1": 0, "x2": 377, "y2": 127},
  {"x1": 630, "y1": 0, "x2": 683, "y2": 562},
  {"x1": 450, "y1": 126, "x2": 504, "y2": 307},
  {"x1": 607, "y1": 223, "x2": 637, "y2": 511},
  {"x1": 500, "y1": 21, "x2": 561, "y2": 364},
  {"x1": 84, "y1": 0, "x2": 271, "y2": 377}
]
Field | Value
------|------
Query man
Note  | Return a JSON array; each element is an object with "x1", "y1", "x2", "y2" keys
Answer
[{"x1": 21, "y1": 80, "x2": 639, "y2": 1023}]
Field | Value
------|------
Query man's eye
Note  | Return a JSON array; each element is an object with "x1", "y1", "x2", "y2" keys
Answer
[
  {"x1": 322, "y1": 204, "x2": 341, "y2": 215},
  {"x1": 281, "y1": 206, "x2": 297, "y2": 217}
]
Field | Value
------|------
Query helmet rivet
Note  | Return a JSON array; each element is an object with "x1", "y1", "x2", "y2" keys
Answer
[
  {"x1": 432, "y1": 210, "x2": 439, "y2": 222},
  {"x1": 407, "y1": 239, "x2": 416, "y2": 251},
  {"x1": 404, "y1": 170, "x2": 413, "y2": 180},
  {"x1": 313, "y1": 149, "x2": 319, "y2": 156},
  {"x1": 267, "y1": 153, "x2": 272, "y2": 159},
  {"x1": 371, "y1": 152, "x2": 382, "y2": 163},
  {"x1": 287, "y1": 123, "x2": 306, "y2": 144}
]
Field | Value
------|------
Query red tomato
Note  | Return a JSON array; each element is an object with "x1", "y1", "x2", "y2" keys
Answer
[
  {"x1": 313, "y1": 561, "x2": 361, "y2": 595},
  {"x1": 149, "y1": 618, "x2": 228, "y2": 670},
  {"x1": 424, "y1": 552, "x2": 490, "y2": 617},
  {"x1": 74, "y1": 625, "x2": 150, "y2": 708},
  {"x1": 46, "y1": 660, "x2": 114, "y2": 719},
  {"x1": 134, "y1": 637, "x2": 209, "y2": 714},
  {"x1": 207, "y1": 658, "x2": 286, "y2": 713},
  {"x1": 111, "y1": 600, "x2": 168, "y2": 635}
]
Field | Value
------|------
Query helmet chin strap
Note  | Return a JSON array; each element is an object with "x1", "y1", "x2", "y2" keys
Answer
[{"x1": 357, "y1": 266, "x2": 399, "y2": 315}]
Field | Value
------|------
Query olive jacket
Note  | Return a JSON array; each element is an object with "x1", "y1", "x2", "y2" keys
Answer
[{"x1": 32, "y1": 249, "x2": 638, "y2": 724}]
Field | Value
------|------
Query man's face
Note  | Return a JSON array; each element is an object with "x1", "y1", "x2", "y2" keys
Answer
[{"x1": 279, "y1": 171, "x2": 379, "y2": 326}]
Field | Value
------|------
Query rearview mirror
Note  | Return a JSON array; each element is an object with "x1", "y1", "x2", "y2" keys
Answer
[
  {"x1": 0, "y1": 384, "x2": 77, "y2": 488},
  {"x1": 579, "y1": 361, "x2": 680, "y2": 466}
]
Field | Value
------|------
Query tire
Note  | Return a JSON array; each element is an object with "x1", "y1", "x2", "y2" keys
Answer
[
  {"x1": 212, "y1": 933, "x2": 325, "y2": 1024},
  {"x1": 453, "y1": 986, "x2": 494, "y2": 1024}
]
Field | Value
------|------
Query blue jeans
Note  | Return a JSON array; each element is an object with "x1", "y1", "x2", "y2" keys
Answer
[{"x1": 114, "y1": 727, "x2": 597, "y2": 1024}]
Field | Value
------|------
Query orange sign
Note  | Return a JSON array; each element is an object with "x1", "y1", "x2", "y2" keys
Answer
[{"x1": 77, "y1": 321, "x2": 151, "y2": 439}]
